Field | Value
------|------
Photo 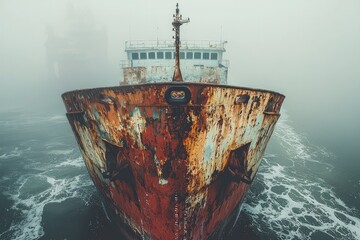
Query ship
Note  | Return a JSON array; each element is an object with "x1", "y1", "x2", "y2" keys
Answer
[{"x1": 62, "y1": 4, "x2": 285, "y2": 240}]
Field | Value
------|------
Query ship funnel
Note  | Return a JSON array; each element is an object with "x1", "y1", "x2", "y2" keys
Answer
[{"x1": 172, "y1": 3, "x2": 189, "y2": 82}]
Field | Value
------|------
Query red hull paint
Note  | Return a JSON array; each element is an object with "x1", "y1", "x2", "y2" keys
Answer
[{"x1": 63, "y1": 83, "x2": 284, "y2": 239}]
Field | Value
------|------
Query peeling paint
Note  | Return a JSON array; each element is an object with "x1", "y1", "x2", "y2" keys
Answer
[
  {"x1": 121, "y1": 66, "x2": 228, "y2": 85},
  {"x1": 62, "y1": 82, "x2": 284, "y2": 240}
]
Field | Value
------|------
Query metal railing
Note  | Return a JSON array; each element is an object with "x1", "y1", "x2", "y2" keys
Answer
[
  {"x1": 119, "y1": 59, "x2": 229, "y2": 69},
  {"x1": 125, "y1": 40, "x2": 227, "y2": 51}
]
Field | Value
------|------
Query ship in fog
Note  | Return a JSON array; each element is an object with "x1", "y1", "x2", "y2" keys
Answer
[{"x1": 62, "y1": 4, "x2": 284, "y2": 239}]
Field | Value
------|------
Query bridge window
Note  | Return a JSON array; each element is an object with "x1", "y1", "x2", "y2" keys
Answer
[
  {"x1": 180, "y1": 52, "x2": 185, "y2": 59},
  {"x1": 157, "y1": 52, "x2": 164, "y2": 59},
  {"x1": 194, "y1": 52, "x2": 201, "y2": 59},
  {"x1": 149, "y1": 52, "x2": 155, "y2": 59},
  {"x1": 140, "y1": 52, "x2": 147, "y2": 59},
  {"x1": 211, "y1": 53, "x2": 218, "y2": 60},
  {"x1": 132, "y1": 53, "x2": 139, "y2": 60},
  {"x1": 186, "y1": 52, "x2": 193, "y2": 59},
  {"x1": 203, "y1": 52, "x2": 209, "y2": 60},
  {"x1": 165, "y1": 52, "x2": 172, "y2": 59}
]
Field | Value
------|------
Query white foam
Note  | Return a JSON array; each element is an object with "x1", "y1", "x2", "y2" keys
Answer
[
  {"x1": 55, "y1": 156, "x2": 84, "y2": 168},
  {"x1": 274, "y1": 111, "x2": 335, "y2": 166},
  {"x1": 45, "y1": 142, "x2": 67, "y2": 149},
  {"x1": 243, "y1": 110, "x2": 360, "y2": 239},
  {"x1": 48, "y1": 149, "x2": 74, "y2": 155},
  {"x1": 3, "y1": 159, "x2": 94, "y2": 240},
  {"x1": 47, "y1": 115, "x2": 67, "y2": 123},
  {"x1": 0, "y1": 147, "x2": 22, "y2": 159}
]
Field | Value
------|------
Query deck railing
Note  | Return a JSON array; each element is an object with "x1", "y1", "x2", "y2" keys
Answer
[{"x1": 125, "y1": 40, "x2": 227, "y2": 51}]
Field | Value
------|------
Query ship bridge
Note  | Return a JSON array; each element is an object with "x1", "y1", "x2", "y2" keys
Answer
[{"x1": 120, "y1": 40, "x2": 229, "y2": 85}]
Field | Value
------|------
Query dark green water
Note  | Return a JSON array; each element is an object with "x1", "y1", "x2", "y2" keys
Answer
[{"x1": 0, "y1": 110, "x2": 359, "y2": 240}]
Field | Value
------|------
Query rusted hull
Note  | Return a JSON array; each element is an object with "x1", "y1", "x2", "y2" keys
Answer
[{"x1": 62, "y1": 83, "x2": 284, "y2": 240}]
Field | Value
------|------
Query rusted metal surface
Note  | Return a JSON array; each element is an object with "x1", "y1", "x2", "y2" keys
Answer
[
  {"x1": 121, "y1": 66, "x2": 228, "y2": 85},
  {"x1": 123, "y1": 67, "x2": 147, "y2": 84},
  {"x1": 172, "y1": 3, "x2": 189, "y2": 82},
  {"x1": 62, "y1": 83, "x2": 284, "y2": 239}
]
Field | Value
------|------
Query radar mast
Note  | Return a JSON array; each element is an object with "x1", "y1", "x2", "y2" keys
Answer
[{"x1": 172, "y1": 3, "x2": 190, "y2": 82}]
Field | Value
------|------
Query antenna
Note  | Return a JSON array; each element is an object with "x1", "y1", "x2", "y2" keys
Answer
[
  {"x1": 172, "y1": 3, "x2": 190, "y2": 82},
  {"x1": 220, "y1": 25, "x2": 223, "y2": 43},
  {"x1": 129, "y1": 24, "x2": 132, "y2": 42},
  {"x1": 157, "y1": 26, "x2": 159, "y2": 46}
]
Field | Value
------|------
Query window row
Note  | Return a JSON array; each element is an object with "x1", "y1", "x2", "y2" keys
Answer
[{"x1": 131, "y1": 52, "x2": 218, "y2": 60}]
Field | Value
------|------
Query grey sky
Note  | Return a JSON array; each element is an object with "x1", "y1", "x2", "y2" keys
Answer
[{"x1": 0, "y1": 0, "x2": 359, "y2": 145}]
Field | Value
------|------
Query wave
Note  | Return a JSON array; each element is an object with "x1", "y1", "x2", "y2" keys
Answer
[
  {"x1": 1, "y1": 172, "x2": 94, "y2": 240},
  {"x1": 55, "y1": 156, "x2": 84, "y2": 168},
  {"x1": 0, "y1": 147, "x2": 23, "y2": 159},
  {"x1": 47, "y1": 115, "x2": 67, "y2": 123},
  {"x1": 45, "y1": 142, "x2": 67, "y2": 149},
  {"x1": 48, "y1": 149, "x2": 74, "y2": 156},
  {"x1": 23, "y1": 114, "x2": 68, "y2": 126},
  {"x1": 0, "y1": 113, "x2": 67, "y2": 129},
  {"x1": 0, "y1": 112, "x2": 91, "y2": 240},
  {"x1": 273, "y1": 112, "x2": 335, "y2": 170},
  {"x1": 243, "y1": 110, "x2": 360, "y2": 240}
]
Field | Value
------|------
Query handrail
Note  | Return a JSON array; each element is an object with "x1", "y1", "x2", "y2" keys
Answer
[
  {"x1": 119, "y1": 59, "x2": 230, "y2": 68},
  {"x1": 125, "y1": 40, "x2": 226, "y2": 51}
]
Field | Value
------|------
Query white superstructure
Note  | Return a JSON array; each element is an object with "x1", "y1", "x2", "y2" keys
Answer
[{"x1": 120, "y1": 40, "x2": 229, "y2": 85}]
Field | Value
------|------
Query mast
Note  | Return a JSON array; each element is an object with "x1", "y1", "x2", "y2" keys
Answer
[{"x1": 172, "y1": 3, "x2": 189, "y2": 82}]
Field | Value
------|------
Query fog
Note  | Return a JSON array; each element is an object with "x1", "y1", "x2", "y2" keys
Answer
[{"x1": 1, "y1": 0, "x2": 359, "y2": 151}]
